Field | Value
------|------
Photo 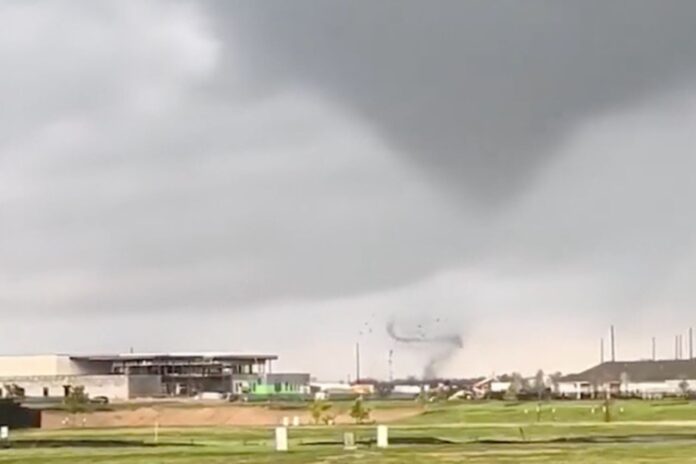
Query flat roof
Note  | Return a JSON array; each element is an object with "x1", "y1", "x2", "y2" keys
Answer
[{"x1": 69, "y1": 352, "x2": 278, "y2": 362}]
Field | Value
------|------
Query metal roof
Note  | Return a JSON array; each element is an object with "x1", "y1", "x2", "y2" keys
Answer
[
  {"x1": 70, "y1": 352, "x2": 278, "y2": 362},
  {"x1": 560, "y1": 359, "x2": 696, "y2": 383}
]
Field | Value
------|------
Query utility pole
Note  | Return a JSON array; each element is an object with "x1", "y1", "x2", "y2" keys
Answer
[
  {"x1": 388, "y1": 349, "x2": 394, "y2": 382},
  {"x1": 652, "y1": 337, "x2": 656, "y2": 361},
  {"x1": 355, "y1": 342, "x2": 361, "y2": 384},
  {"x1": 690, "y1": 328, "x2": 693, "y2": 360},
  {"x1": 610, "y1": 325, "x2": 616, "y2": 362}
]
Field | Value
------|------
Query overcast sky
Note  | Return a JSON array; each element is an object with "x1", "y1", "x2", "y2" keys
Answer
[{"x1": 3, "y1": 1, "x2": 696, "y2": 380}]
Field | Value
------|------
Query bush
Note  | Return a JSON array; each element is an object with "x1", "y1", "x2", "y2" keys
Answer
[
  {"x1": 64, "y1": 386, "x2": 90, "y2": 413},
  {"x1": 309, "y1": 400, "x2": 332, "y2": 425},
  {"x1": 349, "y1": 397, "x2": 371, "y2": 424}
]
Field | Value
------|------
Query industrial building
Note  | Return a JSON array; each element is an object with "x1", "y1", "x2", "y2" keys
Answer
[
  {"x1": 0, "y1": 353, "x2": 309, "y2": 401},
  {"x1": 557, "y1": 359, "x2": 696, "y2": 399}
]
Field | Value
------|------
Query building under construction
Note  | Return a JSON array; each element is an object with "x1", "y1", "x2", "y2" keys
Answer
[{"x1": 0, "y1": 353, "x2": 309, "y2": 400}]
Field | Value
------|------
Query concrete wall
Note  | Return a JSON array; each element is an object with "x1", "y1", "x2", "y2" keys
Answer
[
  {"x1": 0, "y1": 355, "x2": 81, "y2": 376},
  {"x1": 127, "y1": 375, "x2": 162, "y2": 398},
  {"x1": 0, "y1": 356, "x2": 116, "y2": 378},
  {"x1": 0, "y1": 375, "x2": 131, "y2": 400}
]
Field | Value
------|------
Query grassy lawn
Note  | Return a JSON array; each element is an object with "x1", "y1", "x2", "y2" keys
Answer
[
  {"x1": 4, "y1": 400, "x2": 696, "y2": 463},
  {"x1": 402, "y1": 399, "x2": 696, "y2": 424}
]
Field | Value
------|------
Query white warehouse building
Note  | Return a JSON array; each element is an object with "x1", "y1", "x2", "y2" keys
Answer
[{"x1": 557, "y1": 359, "x2": 696, "y2": 399}]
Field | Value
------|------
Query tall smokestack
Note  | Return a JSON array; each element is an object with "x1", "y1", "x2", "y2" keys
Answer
[
  {"x1": 652, "y1": 337, "x2": 656, "y2": 361},
  {"x1": 690, "y1": 328, "x2": 693, "y2": 360},
  {"x1": 675, "y1": 335, "x2": 679, "y2": 360},
  {"x1": 610, "y1": 325, "x2": 616, "y2": 362},
  {"x1": 600, "y1": 338, "x2": 604, "y2": 364}
]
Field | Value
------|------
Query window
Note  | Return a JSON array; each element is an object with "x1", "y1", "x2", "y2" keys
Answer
[
  {"x1": 43, "y1": 387, "x2": 49, "y2": 397},
  {"x1": 274, "y1": 382, "x2": 282, "y2": 393}
]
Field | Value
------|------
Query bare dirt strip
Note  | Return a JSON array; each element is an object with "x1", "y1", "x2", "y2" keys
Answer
[{"x1": 41, "y1": 405, "x2": 421, "y2": 429}]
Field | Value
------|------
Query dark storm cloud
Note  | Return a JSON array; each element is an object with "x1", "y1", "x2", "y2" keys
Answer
[
  {"x1": 212, "y1": 0, "x2": 696, "y2": 205},
  {"x1": 3, "y1": 0, "x2": 696, "y2": 352}
]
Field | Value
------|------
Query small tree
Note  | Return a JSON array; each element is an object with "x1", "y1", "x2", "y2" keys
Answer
[
  {"x1": 64, "y1": 385, "x2": 90, "y2": 414},
  {"x1": 349, "y1": 397, "x2": 371, "y2": 424},
  {"x1": 309, "y1": 400, "x2": 332, "y2": 425},
  {"x1": 603, "y1": 389, "x2": 612, "y2": 423},
  {"x1": 679, "y1": 379, "x2": 690, "y2": 399}
]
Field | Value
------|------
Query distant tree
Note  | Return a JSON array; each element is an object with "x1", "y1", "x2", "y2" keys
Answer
[
  {"x1": 503, "y1": 384, "x2": 518, "y2": 401},
  {"x1": 64, "y1": 386, "x2": 90, "y2": 414},
  {"x1": 415, "y1": 387, "x2": 429, "y2": 406},
  {"x1": 678, "y1": 379, "x2": 690, "y2": 399},
  {"x1": 620, "y1": 372, "x2": 630, "y2": 397},
  {"x1": 548, "y1": 372, "x2": 563, "y2": 396},
  {"x1": 374, "y1": 383, "x2": 393, "y2": 398},
  {"x1": 534, "y1": 370, "x2": 546, "y2": 400},
  {"x1": 309, "y1": 400, "x2": 332, "y2": 425},
  {"x1": 349, "y1": 397, "x2": 371, "y2": 424},
  {"x1": 504, "y1": 373, "x2": 525, "y2": 401}
]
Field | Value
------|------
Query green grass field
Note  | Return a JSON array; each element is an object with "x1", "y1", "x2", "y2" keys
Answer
[{"x1": 5, "y1": 400, "x2": 696, "y2": 463}]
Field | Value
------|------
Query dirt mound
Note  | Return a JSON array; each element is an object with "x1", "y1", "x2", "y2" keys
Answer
[{"x1": 41, "y1": 404, "x2": 420, "y2": 429}]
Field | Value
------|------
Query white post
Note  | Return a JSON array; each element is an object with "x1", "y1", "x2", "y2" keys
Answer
[
  {"x1": 282, "y1": 416, "x2": 290, "y2": 427},
  {"x1": 292, "y1": 416, "x2": 300, "y2": 427},
  {"x1": 377, "y1": 425, "x2": 388, "y2": 448},
  {"x1": 344, "y1": 432, "x2": 356, "y2": 450},
  {"x1": 275, "y1": 427, "x2": 288, "y2": 452},
  {"x1": 0, "y1": 426, "x2": 8, "y2": 441}
]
